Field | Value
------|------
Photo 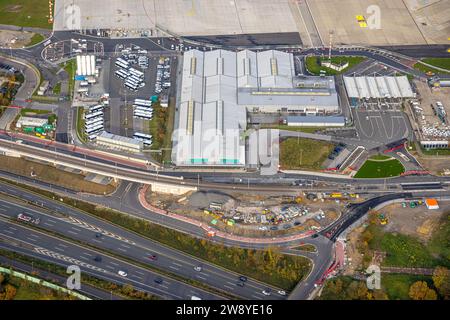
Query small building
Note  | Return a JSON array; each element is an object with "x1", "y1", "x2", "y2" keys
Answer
[
  {"x1": 160, "y1": 94, "x2": 169, "y2": 108},
  {"x1": 286, "y1": 115, "x2": 346, "y2": 127},
  {"x1": 425, "y1": 198, "x2": 439, "y2": 210},
  {"x1": 96, "y1": 131, "x2": 143, "y2": 153},
  {"x1": 16, "y1": 116, "x2": 48, "y2": 128}
]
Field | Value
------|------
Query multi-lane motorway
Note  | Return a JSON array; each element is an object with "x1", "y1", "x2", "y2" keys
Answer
[{"x1": 0, "y1": 188, "x2": 289, "y2": 300}]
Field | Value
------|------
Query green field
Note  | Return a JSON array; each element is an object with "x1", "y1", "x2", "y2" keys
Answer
[
  {"x1": 26, "y1": 33, "x2": 45, "y2": 47},
  {"x1": 363, "y1": 213, "x2": 450, "y2": 268},
  {"x1": 0, "y1": 0, "x2": 52, "y2": 29},
  {"x1": 414, "y1": 58, "x2": 450, "y2": 75},
  {"x1": 382, "y1": 274, "x2": 433, "y2": 300},
  {"x1": 52, "y1": 82, "x2": 61, "y2": 95},
  {"x1": 320, "y1": 274, "x2": 434, "y2": 300},
  {"x1": 305, "y1": 56, "x2": 366, "y2": 75},
  {"x1": 354, "y1": 158, "x2": 404, "y2": 178},
  {"x1": 279, "y1": 138, "x2": 335, "y2": 170},
  {"x1": 62, "y1": 59, "x2": 76, "y2": 98},
  {"x1": 422, "y1": 58, "x2": 450, "y2": 71}
]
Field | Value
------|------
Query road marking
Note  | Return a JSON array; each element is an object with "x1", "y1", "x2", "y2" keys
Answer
[
  {"x1": 172, "y1": 262, "x2": 183, "y2": 267},
  {"x1": 29, "y1": 234, "x2": 40, "y2": 238},
  {"x1": 70, "y1": 226, "x2": 82, "y2": 232},
  {"x1": 26, "y1": 237, "x2": 37, "y2": 242},
  {"x1": 120, "y1": 244, "x2": 131, "y2": 249},
  {"x1": 43, "y1": 222, "x2": 54, "y2": 227},
  {"x1": 135, "y1": 270, "x2": 145, "y2": 276},
  {"x1": 67, "y1": 230, "x2": 78, "y2": 235},
  {"x1": 2, "y1": 230, "x2": 14, "y2": 234},
  {"x1": 109, "y1": 262, "x2": 119, "y2": 266},
  {"x1": 223, "y1": 285, "x2": 234, "y2": 290},
  {"x1": 130, "y1": 274, "x2": 143, "y2": 281},
  {"x1": 117, "y1": 247, "x2": 127, "y2": 252},
  {"x1": 54, "y1": 247, "x2": 65, "y2": 252},
  {"x1": 196, "y1": 275, "x2": 207, "y2": 280},
  {"x1": 105, "y1": 265, "x2": 115, "y2": 270},
  {"x1": 251, "y1": 295, "x2": 263, "y2": 300},
  {"x1": 169, "y1": 266, "x2": 179, "y2": 271},
  {"x1": 8, "y1": 226, "x2": 17, "y2": 231},
  {"x1": 58, "y1": 244, "x2": 68, "y2": 248},
  {"x1": 81, "y1": 252, "x2": 93, "y2": 257}
]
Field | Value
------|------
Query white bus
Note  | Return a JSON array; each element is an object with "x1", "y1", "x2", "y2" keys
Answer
[
  {"x1": 134, "y1": 105, "x2": 153, "y2": 112},
  {"x1": 85, "y1": 118, "x2": 104, "y2": 128},
  {"x1": 116, "y1": 57, "x2": 128, "y2": 65},
  {"x1": 133, "y1": 112, "x2": 153, "y2": 120},
  {"x1": 129, "y1": 68, "x2": 144, "y2": 78},
  {"x1": 124, "y1": 83, "x2": 138, "y2": 92},
  {"x1": 125, "y1": 78, "x2": 141, "y2": 86},
  {"x1": 134, "y1": 99, "x2": 152, "y2": 107},
  {"x1": 88, "y1": 105, "x2": 104, "y2": 113},
  {"x1": 115, "y1": 60, "x2": 129, "y2": 69},
  {"x1": 115, "y1": 70, "x2": 128, "y2": 79},
  {"x1": 133, "y1": 132, "x2": 153, "y2": 140},
  {"x1": 86, "y1": 124, "x2": 104, "y2": 135},
  {"x1": 87, "y1": 134, "x2": 98, "y2": 141},
  {"x1": 85, "y1": 111, "x2": 103, "y2": 121},
  {"x1": 128, "y1": 75, "x2": 143, "y2": 84},
  {"x1": 133, "y1": 109, "x2": 153, "y2": 115}
]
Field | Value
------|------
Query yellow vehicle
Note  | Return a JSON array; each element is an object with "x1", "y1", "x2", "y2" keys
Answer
[
  {"x1": 356, "y1": 15, "x2": 367, "y2": 28},
  {"x1": 330, "y1": 193, "x2": 343, "y2": 198}
]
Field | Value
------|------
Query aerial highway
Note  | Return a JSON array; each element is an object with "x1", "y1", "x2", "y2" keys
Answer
[
  {"x1": 0, "y1": 193, "x2": 288, "y2": 300},
  {"x1": 0, "y1": 216, "x2": 225, "y2": 300}
]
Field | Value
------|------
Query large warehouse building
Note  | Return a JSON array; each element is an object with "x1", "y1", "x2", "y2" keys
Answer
[{"x1": 172, "y1": 49, "x2": 340, "y2": 167}]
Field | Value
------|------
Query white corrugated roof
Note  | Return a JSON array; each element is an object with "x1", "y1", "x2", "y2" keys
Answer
[{"x1": 344, "y1": 76, "x2": 414, "y2": 99}]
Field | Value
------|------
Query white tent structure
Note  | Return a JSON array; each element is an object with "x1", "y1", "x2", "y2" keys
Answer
[{"x1": 343, "y1": 75, "x2": 414, "y2": 99}]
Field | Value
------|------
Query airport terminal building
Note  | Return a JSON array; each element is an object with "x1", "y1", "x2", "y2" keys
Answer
[{"x1": 173, "y1": 49, "x2": 340, "y2": 167}]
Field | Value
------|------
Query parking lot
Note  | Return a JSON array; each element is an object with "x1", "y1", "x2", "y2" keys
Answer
[
  {"x1": 351, "y1": 107, "x2": 410, "y2": 149},
  {"x1": 104, "y1": 44, "x2": 178, "y2": 139},
  {"x1": 411, "y1": 80, "x2": 450, "y2": 141}
]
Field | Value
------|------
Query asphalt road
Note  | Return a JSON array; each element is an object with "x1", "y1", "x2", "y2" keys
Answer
[
  {"x1": 0, "y1": 217, "x2": 224, "y2": 300},
  {"x1": 0, "y1": 188, "x2": 288, "y2": 300},
  {"x1": 1, "y1": 136, "x2": 449, "y2": 194}
]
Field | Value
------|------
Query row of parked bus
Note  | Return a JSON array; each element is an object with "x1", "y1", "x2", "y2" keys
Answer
[
  {"x1": 115, "y1": 57, "x2": 146, "y2": 92},
  {"x1": 133, "y1": 132, "x2": 153, "y2": 146},
  {"x1": 84, "y1": 104, "x2": 105, "y2": 141},
  {"x1": 133, "y1": 99, "x2": 153, "y2": 120}
]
